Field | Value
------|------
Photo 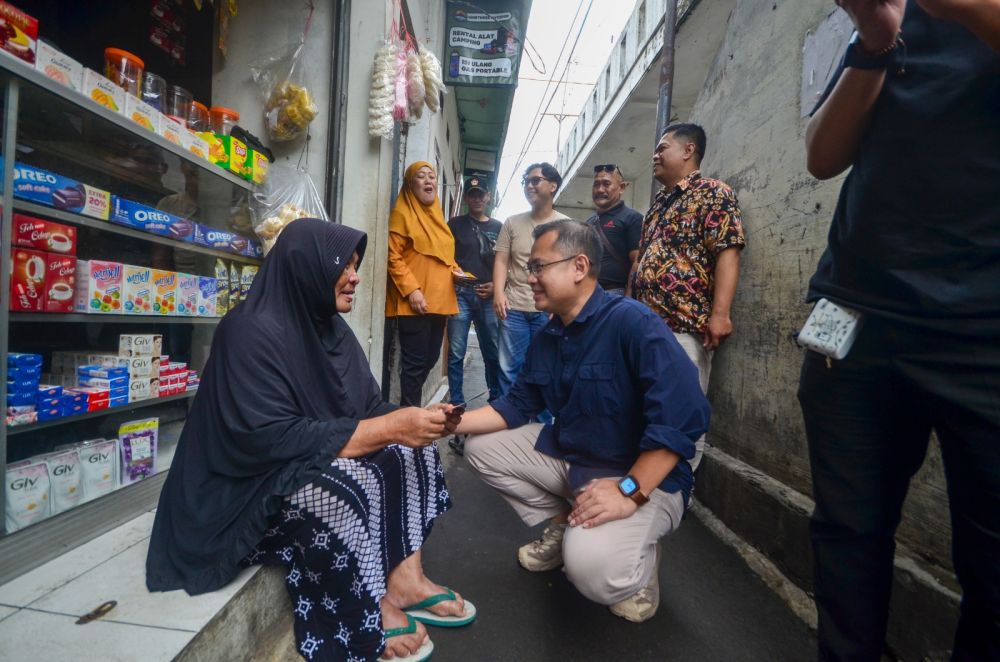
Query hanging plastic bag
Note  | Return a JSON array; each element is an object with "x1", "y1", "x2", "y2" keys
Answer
[
  {"x1": 251, "y1": 160, "x2": 328, "y2": 255},
  {"x1": 249, "y1": 4, "x2": 318, "y2": 142},
  {"x1": 392, "y1": 45, "x2": 409, "y2": 122},
  {"x1": 420, "y1": 47, "x2": 445, "y2": 113},
  {"x1": 406, "y1": 48, "x2": 425, "y2": 121}
]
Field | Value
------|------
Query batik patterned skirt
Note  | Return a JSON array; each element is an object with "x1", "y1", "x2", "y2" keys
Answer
[{"x1": 243, "y1": 444, "x2": 450, "y2": 661}]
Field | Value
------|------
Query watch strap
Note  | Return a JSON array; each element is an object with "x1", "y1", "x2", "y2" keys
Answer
[{"x1": 629, "y1": 490, "x2": 649, "y2": 507}]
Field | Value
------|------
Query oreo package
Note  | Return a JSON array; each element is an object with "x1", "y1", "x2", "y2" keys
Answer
[
  {"x1": 110, "y1": 197, "x2": 195, "y2": 241},
  {"x1": 193, "y1": 223, "x2": 261, "y2": 257},
  {"x1": 12, "y1": 163, "x2": 110, "y2": 220}
]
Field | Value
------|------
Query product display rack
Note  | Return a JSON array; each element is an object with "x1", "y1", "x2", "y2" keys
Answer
[{"x1": 0, "y1": 54, "x2": 260, "y2": 583}]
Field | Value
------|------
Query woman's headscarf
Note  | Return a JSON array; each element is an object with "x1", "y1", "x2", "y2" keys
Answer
[
  {"x1": 147, "y1": 219, "x2": 377, "y2": 595},
  {"x1": 388, "y1": 161, "x2": 458, "y2": 268}
]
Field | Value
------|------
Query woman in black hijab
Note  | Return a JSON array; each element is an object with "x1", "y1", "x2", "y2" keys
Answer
[{"x1": 147, "y1": 219, "x2": 475, "y2": 662}]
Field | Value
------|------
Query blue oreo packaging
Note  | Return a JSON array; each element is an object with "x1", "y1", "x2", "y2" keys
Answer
[
  {"x1": 11, "y1": 163, "x2": 111, "y2": 220},
  {"x1": 192, "y1": 223, "x2": 262, "y2": 257},
  {"x1": 110, "y1": 197, "x2": 195, "y2": 241}
]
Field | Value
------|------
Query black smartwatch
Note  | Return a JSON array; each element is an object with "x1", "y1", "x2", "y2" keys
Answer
[
  {"x1": 617, "y1": 475, "x2": 649, "y2": 507},
  {"x1": 843, "y1": 31, "x2": 902, "y2": 71}
]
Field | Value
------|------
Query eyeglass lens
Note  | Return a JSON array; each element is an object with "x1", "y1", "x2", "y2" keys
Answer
[{"x1": 522, "y1": 176, "x2": 547, "y2": 187}]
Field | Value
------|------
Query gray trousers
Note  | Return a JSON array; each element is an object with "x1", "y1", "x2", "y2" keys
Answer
[{"x1": 465, "y1": 423, "x2": 685, "y2": 605}]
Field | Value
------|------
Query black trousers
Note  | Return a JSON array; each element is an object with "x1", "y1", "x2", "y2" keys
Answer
[
  {"x1": 397, "y1": 314, "x2": 447, "y2": 407},
  {"x1": 798, "y1": 316, "x2": 1000, "y2": 661}
]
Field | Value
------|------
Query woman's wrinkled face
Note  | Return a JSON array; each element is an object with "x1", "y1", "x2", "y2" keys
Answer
[
  {"x1": 409, "y1": 166, "x2": 438, "y2": 206},
  {"x1": 335, "y1": 252, "x2": 361, "y2": 313}
]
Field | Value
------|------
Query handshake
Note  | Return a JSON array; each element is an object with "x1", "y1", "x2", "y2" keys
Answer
[{"x1": 387, "y1": 403, "x2": 464, "y2": 449}]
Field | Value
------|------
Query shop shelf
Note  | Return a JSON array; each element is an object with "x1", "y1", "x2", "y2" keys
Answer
[
  {"x1": 0, "y1": 55, "x2": 253, "y2": 193},
  {"x1": 6, "y1": 390, "x2": 196, "y2": 437},
  {"x1": 13, "y1": 201, "x2": 262, "y2": 265},
  {"x1": 10, "y1": 313, "x2": 223, "y2": 325}
]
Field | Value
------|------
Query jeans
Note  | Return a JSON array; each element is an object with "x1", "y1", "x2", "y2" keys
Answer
[
  {"x1": 447, "y1": 285, "x2": 501, "y2": 404},
  {"x1": 396, "y1": 314, "x2": 447, "y2": 407},
  {"x1": 798, "y1": 316, "x2": 1000, "y2": 661},
  {"x1": 497, "y1": 309, "x2": 549, "y2": 395}
]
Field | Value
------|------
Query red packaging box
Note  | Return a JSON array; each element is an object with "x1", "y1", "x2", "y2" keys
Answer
[
  {"x1": 13, "y1": 214, "x2": 76, "y2": 255},
  {"x1": 9, "y1": 247, "x2": 46, "y2": 311},
  {"x1": 44, "y1": 252, "x2": 77, "y2": 312},
  {"x1": 87, "y1": 399, "x2": 109, "y2": 412},
  {"x1": 65, "y1": 386, "x2": 110, "y2": 405},
  {"x1": 0, "y1": 1, "x2": 38, "y2": 64}
]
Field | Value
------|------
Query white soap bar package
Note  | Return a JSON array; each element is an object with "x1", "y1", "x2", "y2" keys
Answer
[
  {"x1": 5, "y1": 459, "x2": 50, "y2": 532},
  {"x1": 43, "y1": 449, "x2": 83, "y2": 515}
]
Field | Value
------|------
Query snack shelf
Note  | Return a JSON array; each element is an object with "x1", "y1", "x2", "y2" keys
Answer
[
  {"x1": 0, "y1": 54, "x2": 253, "y2": 192},
  {"x1": 10, "y1": 313, "x2": 223, "y2": 325},
  {"x1": 7, "y1": 390, "x2": 196, "y2": 436},
  {"x1": 14, "y1": 201, "x2": 263, "y2": 265}
]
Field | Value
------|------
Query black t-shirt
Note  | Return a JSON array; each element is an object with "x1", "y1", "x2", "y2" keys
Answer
[
  {"x1": 808, "y1": 4, "x2": 1000, "y2": 334},
  {"x1": 448, "y1": 214, "x2": 503, "y2": 283},
  {"x1": 585, "y1": 201, "x2": 644, "y2": 289}
]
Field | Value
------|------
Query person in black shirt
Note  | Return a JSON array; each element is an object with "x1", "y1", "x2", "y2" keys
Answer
[
  {"x1": 447, "y1": 175, "x2": 503, "y2": 420},
  {"x1": 584, "y1": 164, "x2": 643, "y2": 294},
  {"x1": 801, "y1": 2, "x2": 1000, "y2": 659}
]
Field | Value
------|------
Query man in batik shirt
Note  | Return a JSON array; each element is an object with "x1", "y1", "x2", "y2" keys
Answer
[{"x1": 629, "y1": 123, "x2": 745, "y2": 472}]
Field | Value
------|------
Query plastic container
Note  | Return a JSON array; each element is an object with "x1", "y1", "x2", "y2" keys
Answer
[
  {"x1": 188, "y1": 100, "x2": 209, "y2": 132},
  {"x1": 104, "y1": 48, "x2": 144, "y2": 97},
  {"x1": 165, "y1": 85, "x2": 193, "y2": 124},
  {"x1": 209, "y1": 106, "x2": 239, "y2": 136},
  {"x1": 141, "y1": 72, "x2": 166, "y2": 112}
]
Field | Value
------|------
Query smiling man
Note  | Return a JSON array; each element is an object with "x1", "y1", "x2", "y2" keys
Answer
[
  {"x1": 455, "y1": 219, "x2": 709, "y2": 623},
  {"x1": 630, "y1": 123, "x2": 745, "y2": 472}
]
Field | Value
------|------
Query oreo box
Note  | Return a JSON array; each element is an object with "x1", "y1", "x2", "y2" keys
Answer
[
  {"x1": 12, "y1": 163, "x2": 110, "y2": 220},
  {"x1": 192, "y1": 224, "x2": 245, "y2": 255},
  {"x1": 110, "y1": 197, "x2": 195, "y2": 241}
]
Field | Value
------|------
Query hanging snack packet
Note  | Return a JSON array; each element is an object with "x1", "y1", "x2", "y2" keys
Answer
[{"x1": 251, "y1": 161, "x2": 329, "y2": 255}]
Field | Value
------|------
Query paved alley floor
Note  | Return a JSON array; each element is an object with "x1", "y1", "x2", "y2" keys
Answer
[{"x1": 423, "y1": 332, "x2": 816, "y2": 661}]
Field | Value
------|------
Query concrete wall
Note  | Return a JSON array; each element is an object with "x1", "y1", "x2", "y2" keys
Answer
[{"x1": 681, "y1": 0, "x2": 957, "y2": 656}]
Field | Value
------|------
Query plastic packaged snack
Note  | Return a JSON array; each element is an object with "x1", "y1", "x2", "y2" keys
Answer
[
  {"x1": 215, "y1": 259, "x2": 230, "y2": 314},
  {"x1": 251, "y1": 161, "x2": 328, "y2": 255},
  {"x1": 250, "y1": 14, "x2": 318, "y2": 142}
]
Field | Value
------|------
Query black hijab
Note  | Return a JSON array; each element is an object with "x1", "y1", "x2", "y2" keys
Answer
[{"x1": 146, "y1": 219, "x2": 385, "y2": 595}]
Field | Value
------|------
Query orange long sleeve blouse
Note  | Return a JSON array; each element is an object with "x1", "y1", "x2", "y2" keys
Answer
[{"x1": 385, "y1": 232, "x2": 459, "y2": 317}]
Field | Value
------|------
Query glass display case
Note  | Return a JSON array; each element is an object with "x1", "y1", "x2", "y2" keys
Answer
[{"x1": 0, "y1": 54, "x2": 260, "y2": 582}]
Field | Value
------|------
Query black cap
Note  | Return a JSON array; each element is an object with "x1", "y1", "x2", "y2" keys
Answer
[{"x1": 464, "y1": 173, "x2": 491, "y2": 194}]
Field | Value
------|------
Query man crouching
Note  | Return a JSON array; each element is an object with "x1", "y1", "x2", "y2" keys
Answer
[{"x1": 453, "y1": 219, "x2": 709, "y2": 622}]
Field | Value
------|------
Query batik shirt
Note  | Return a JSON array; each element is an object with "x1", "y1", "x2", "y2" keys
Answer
[{"x1": 632, "y1": 171, "x2": 746, "y2": 334}]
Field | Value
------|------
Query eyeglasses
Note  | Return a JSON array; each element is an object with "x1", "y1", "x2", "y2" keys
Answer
[
  {"x1": 522, "y1": 176, "x2": 550, "y2": 188},
  {"x1": 525, "y1": 255, "x2": 576, "y2": 276},
  {"x1": 593, "y1": 164, "x2": 622, "y2": 177}
]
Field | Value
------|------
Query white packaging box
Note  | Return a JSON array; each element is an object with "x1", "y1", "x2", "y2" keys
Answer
[
  {"x1": 119, "y1": 334, "x2": 162, "y2": 358},
  {"x1": 36, "y1": 42, "x2": 84, "y2": 91},
  {"x1": 82, "y1": 69, "x2": 125, "y2": 114},
  {"x1": 128, "y1": 377, "x2": 152, "y2": 403},
  {"x1": 125, "y1": 95, "x2": 161, "y2": 134}
]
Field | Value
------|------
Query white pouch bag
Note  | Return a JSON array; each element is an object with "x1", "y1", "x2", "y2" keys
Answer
[{"x1": 797, "y1": 298, "x2": 864, "y2": 360}]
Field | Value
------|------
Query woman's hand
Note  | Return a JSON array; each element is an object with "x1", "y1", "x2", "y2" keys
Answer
[
  {"x1": 386, "y1": 407, "x2": 449, "y2": 448},
  {"x1": 427, "y1": 402, "x2": 463, "y2": 435},
  {"x1": 408, "y1": 289, "x2": 429, "y2": 315}
]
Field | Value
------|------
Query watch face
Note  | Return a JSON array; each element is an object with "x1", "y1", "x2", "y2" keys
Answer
[{"x1": 619, "y1": 476, "x2": 638, "y2": 496}]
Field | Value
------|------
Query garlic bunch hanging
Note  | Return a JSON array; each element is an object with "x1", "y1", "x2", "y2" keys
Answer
[
  {"x1": 406, "y1": 50, "x2": 426, "y2": 121},
  {"x1": 420, "y1": 48, "x2": 445, "y2": 113},
  {"x1": 368, "y1": 40, "x2": 397, "y2": 139}
]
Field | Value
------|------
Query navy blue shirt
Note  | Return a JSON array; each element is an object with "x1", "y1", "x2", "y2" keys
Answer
[
  {"x1": 491, "y1": 287, "x2": 710, "y2": 504},
  {"x1": 585, "y1": 201, "x2": 644, "y2": 290}
]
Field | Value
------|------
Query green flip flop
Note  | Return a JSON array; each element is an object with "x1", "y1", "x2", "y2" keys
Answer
[
  {"x1": 378, "y1": 614, "x2": 434, "y2": 662},
  {"x1": 403, "y1": 588, "x2": 477, "y2": 628}
]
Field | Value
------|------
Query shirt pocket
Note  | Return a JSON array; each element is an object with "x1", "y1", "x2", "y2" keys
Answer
[
  {"x1": 522, "y1": 369, "x2": 552, "y2": 405},
  {"x1": 571, "y1": 362, "x2": 619, "y2": 416}
]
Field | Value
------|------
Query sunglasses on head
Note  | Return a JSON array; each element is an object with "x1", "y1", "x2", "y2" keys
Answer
[{"x1": 594, "y1": 164, "x2": 623, "y2": 177}]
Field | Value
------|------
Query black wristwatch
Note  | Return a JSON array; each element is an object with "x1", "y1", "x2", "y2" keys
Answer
[
  {"x1": 843, "y1": 31, "x2": 902, "y2": 71},
  {"x1": 617, "y1": 475, "x2": 649, "y2": 507}
]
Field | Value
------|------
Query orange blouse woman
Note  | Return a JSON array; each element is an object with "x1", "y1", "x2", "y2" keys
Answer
[{"x1": 386, "y1": 161, "x2": 460, "y2": 406}]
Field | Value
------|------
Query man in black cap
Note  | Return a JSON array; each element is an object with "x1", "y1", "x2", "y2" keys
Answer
[
  {"x1": 446, "y1": 174, "x2": 503, "y2": 453},
  {"x1": 585, "y1": 164, "x2": 643, "y2": 295}
]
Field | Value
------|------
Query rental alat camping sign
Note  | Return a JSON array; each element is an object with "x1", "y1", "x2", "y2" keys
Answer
[{"x1": 444, "y1": 1, "x2": 523, "y2": 87}]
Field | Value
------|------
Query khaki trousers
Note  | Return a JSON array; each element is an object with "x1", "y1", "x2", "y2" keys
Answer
[
  {"x1": 465, "y1": 423, "x2": 685, "y2": 605},
  {"x1": 672, "y1": 332, "x2": 713, "y2": 472}
]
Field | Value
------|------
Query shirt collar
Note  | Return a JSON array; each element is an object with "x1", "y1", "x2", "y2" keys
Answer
[
  {"x1": 597, "y1": 200, "x2": 626, "y2": 217},
  {"x1": 656, "y1": 169, "x2": 702, "y2": 201},
  {"x1": 544, "y1": 286, "x2": 607, "y2": 335}
]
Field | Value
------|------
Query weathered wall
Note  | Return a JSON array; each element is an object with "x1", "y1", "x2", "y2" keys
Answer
[{"x1": 687, "y1": 0, "x2": 954, "y2": 601}]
